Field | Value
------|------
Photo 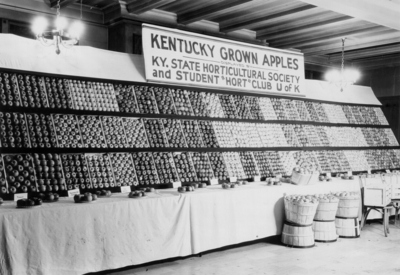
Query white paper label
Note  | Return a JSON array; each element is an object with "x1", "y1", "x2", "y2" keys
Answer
[
  {"x1": 326, "y1": 172, "x2": 331, "y2": 178},
  {"x1": 229, "y1": 177, "x2": 237, "y2": 182},
  {"x1": 253, "y1": 176, "x2": 261, "y2": 182},
  {"x1": 347, "y1": 171, "x2": 353, "y2": 176},
  {"x1": 14, "y1": 193, "x2": 28, "y2": 202},
  {"x1": 68, "y1": 189, "x2": 80, "y2": 198},
  {"x1": 386, "y1": 169, "x2": 391, "y2": 173},
  {"x1": 120, "y1": 186, "x2": 131, "y2": 193},
  {"x1": 173, "y1": 181, "x2": 182, "y2": 188},
  {"x1": 209, "y1": 178, "x2": 219, "y2": 185}
]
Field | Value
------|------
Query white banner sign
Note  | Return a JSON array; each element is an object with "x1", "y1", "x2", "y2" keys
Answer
[{"x1": 142, "y1": 24, "x2": 305, "y2": 96}]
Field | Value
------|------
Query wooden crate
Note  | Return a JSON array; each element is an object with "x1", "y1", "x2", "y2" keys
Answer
[
  {"x1": 392, "y1": 183, "x2": 400, "y2": 200},
  {"x1": 364, "y1": 185, "x2": 392, "y2": 207}
]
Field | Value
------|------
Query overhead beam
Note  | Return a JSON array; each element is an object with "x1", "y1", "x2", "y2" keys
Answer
[
  {"x1": 352, "y1": 54, "x2": 400, "y2": 69},
  {"x1": 257, "y1": 14, "x2": 353, "y2": 40},
  {"x1": 302, "y1": 34, "x2": 400, "y2": 56},
  {"x1": 329, "y1": 44, "x2": 400, "y2": 61},
  {"x1": 127, "y1": 0, "x2": 176, "y2": 15},
  {"x1": 221, "y1": 4, "x2": 317, "y2": 33},
  {"x1": 49, "y1": 0, "x2": 77, "y2": 9},
  {"x1": 272, "y1": 26, "x2": 385, "y2": 48},
  {"x1": 298, "y1": 0, "x2": 400, "y2": 30},
  {"x1": 177, "y1": 0, "x2": 253, "y2": 25},
  {"x1": 258, "y1": 16, "x2": 356, "y2": 40}
]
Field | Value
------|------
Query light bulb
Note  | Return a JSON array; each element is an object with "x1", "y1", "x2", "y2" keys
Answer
[
  {"x1": 32, "y1": 17, "x2": 48, "y2": 35},
  {"x1": 69, "y1": 21, "x2": 84, "y2": 39},
  {"x1": 325, "y1": 70, "x2": 340, "y2": 82},
  {"x1": 56, "y1": 16, "x2": 68, "y2": 30}
]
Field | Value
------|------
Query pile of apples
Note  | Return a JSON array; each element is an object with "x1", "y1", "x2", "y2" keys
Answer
[
  {"x1": 128, "y1": 190, "x2": 147, "y2": 198},
  {"x1": 284, "y1": 194, "x2": 319, "y2": 204},
  {"x1": 339, "y1": 174, "x2": 355, "y2": 180},
  {"x1": 312, "y1": 194, "x2": 339, "y2": 203},
  {"x1": 178, "y1": 182, "x2": 207, "y2": 193},
  {"x1": 95, "y1": 190, "x2": 112, "y2": 197},
  {"x1": 129, "y1": 187, "x2": 155, "y2": 198},
  {"x1": 74, "y1": 192, "x2": 97, "y2": 203},
  {"x1": 37, "y1": 192, "x2": 60, "y2": 202},
  {"x1": 318, "y1": 175, "x2": 332, "y2": 182},
  {"x1": 221, "y1": 181, "x2": 248, "y2": 189},
  {"x1": 17, "y1": 198, "x2": 42, "y2": 207},
  {"x1": 332, "y1": 191, "x2": 359, "y2": 199}
]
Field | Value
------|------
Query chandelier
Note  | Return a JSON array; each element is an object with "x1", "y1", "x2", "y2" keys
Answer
[
  {"x1": 31, "y1": 0, "x2": 84, "y2": 54},
  {"x1": 325, "y1": 38, "x2": 360, "y2": 92}
]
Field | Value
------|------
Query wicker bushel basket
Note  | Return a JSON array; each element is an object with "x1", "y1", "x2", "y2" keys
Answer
[
  {"x1": 281, "y1": 221, "x2": 315, "y2": 248},
  {"x1": 335, "y1": 217, "x2": 360, "y2": 238},
  {"x1": 284, "y1": 199, "x2": 319, "y2": 225},
  {"x1": 336, "y1": 197, "x2": 360, "y2": 218},
  {"x1": 313, "y1": 220, "x2": 338, "y2": 242},
  {"x1": 314, "y1": 201, "x2": 340, "y2": 221}
]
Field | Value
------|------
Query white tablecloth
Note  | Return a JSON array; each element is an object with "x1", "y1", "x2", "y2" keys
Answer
[{"x1": 0, "y1": 180, "x2": 359, "y2": 275}]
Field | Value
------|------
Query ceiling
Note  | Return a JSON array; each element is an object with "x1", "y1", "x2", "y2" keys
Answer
[{"x1": 23, "y1": 0, "x2": 400, "y2": 70}]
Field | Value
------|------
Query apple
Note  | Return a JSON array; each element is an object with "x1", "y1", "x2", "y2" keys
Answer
[
  {"x1": 28, "y1": 199, "x2": 35, "y2": 207},
  {"x1": 17, "y1": 199, "x2": 27, "y2": 207},
  {"x1": 242, "y1": 181, "x2": 248, "y2": 185},
  {"x1": 45, "y1": 193, "x2": 55, "y2": 201},
  {"x1": 20, "y1": 185, "x2": 28, "y2": 193},
  {"x1": 52, "y1": 185, "x2": 59, "y2": 192},
  {"x1": 201, "y1": 183, "x2": 207, "y2": 188},
  {"x1": 9, "y1": 186, "x2": 17, "y2": 194},
  {"x1": 237, "y1": 181, "x2": 242, "y2": 186},
  {"x1": 185, "y1": 186, "x2": 191, "y2": 192},
  {"x1": 74, "y1": 194, "x2": 81, "y2": 203},
  {"x1": 326, "y1": 178, "x2": 332, "y2": 182},
  {"x1": 92, "y1": 194, "x2": 98, "y2": 201},
  {"x1": 230, "y1": 183, "x2": 236, "y2": 188},
  {"x1": 0, "y1": 197, "x2": 3, "y2": 205},
  {"x1": 193, "y1": 183, "x2": 198, "y2": 189},
  {"x1": 29, "y1": 186, "x2": 37, "y2": 192},
  {"x1": 349, "y1": 176, "x2": 354, "y2": 180},
  {"x1": 319, "y1": 176, "x2": 325, "y2": 181},
  {"x1": 106, "y1": 190, "x2": 112, "y2": 196},
  {"x1": 1, "y1": 186, "x2": 7, "y2": 193},
  {"x1": 83, "y1": 193, "x2": 92, "y2": 202},
  {"x1": 33, "y1": 198, "x2": 42, "y2": 206},
  {"x1": 53, "y1": 193, "x2": 59, "y2": 201}
]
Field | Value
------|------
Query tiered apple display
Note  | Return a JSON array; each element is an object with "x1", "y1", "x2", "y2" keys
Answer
[{"x1": 3, "y1": 154, "x2": 37, "y2": 194}]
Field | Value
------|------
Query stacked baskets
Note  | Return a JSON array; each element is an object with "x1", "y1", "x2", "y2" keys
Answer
[
  {"x1": 312, "y1": 194, "x2": 340, "y2": 242},
  {"x1": 282, "y1": 195, "x2": 319, "y2": 248},
  {"x1": 333, "y1": 192, "x2": 361, "y2": 238}
]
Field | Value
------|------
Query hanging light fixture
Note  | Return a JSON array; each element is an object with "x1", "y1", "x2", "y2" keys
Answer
[
  {"x1": 31, "y1": 0, "x2": 84, "y2": 54},
  {"x1": 325, "y1": 38, "x2": 360, "y2": 92}
]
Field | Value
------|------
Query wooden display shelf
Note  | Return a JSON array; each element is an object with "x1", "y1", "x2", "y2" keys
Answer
[
  {"x1": 1, "y1": 146, "x2": 399, "y2": 154},
  {"x1": 0, "y1": 105, "x2": 391, "y2": 128}
]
